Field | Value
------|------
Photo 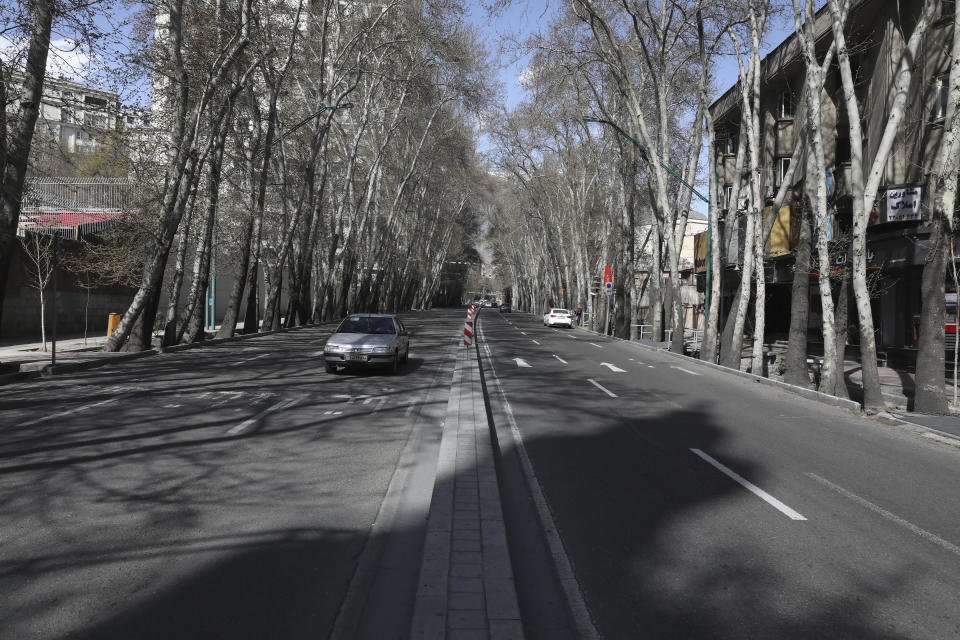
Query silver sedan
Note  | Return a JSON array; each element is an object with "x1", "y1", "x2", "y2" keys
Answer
[{"x1": 323, "y1": 314, "x2": 410, "y2": 374}]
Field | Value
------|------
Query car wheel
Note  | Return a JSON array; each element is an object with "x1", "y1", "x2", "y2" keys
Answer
[
  {"x1": 401, "y1": 346, "x2": 409, "y2": 363},
  {"x1": 325, "y1": 362, "x2": 337, "y2": 374},
  {"x1": 389, "y1": 352, "x2": 399, "y2": 375}
]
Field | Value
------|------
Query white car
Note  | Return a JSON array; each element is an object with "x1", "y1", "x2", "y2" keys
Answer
[{"x1": 544, "y1": 308, "x2": 574, "y2": 328}]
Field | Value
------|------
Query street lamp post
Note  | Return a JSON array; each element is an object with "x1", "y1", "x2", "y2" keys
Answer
[
  {"x1": 582, "y1": 115, "x2": 712, "y2": 342},
  {"x1": 204, "y1": 102, "x2": 353, "y2": 332}
]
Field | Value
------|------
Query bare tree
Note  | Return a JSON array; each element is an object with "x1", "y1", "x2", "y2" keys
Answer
[
  {"x1": 915, "y1": 4, "x2": 960, "y2": 413},
  {"x1": 0, "y1": 0, "x2": 54, "y2": 343},
  {"x1": 18, "y1": 230, "x2": 55, "y2": 349},
  {"x1": 827, "y1": 0, "x2": 937, "y2": 411}
]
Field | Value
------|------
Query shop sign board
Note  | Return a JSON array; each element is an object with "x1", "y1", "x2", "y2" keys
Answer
[{"x1": 886, "y1": 186, "x2": 921, "y2": 222}]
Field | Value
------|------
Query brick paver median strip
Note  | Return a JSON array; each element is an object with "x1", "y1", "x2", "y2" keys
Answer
[{"x1": 409, "y1": 338, "x2": 525, "y2": 639}]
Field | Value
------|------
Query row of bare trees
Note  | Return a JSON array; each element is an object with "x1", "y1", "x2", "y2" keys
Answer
[
  {"x1": 487, "y1": 0, "x2": 960, "y2": 413},
  {"x1": 103, "y1": 0, "x2": 491, "y2": 351},
  {"x1": 2, "y1": 0, "x2": 491, "y2": 353}
]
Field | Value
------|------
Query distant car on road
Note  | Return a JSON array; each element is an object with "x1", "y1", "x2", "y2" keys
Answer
[
  {"x1": 485, "y1": 299, "x2": 496, "y2": 308},
  {"x1": 323, "y1": 314, "x2": 410, "y2": 374},
  {"x1": 499, "y1": 303, "x2": 512, "y2": 313},
  {"x1": 544, "y1": 308, "x2": 574, "y2": 328}
]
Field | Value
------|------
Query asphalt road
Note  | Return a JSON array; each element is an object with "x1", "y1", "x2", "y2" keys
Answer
[
  {"x1": 479, "y1": 311, "x2": 960, "y2": 640},
  {"x1": 0, "y1": 309, "x2": 464, "y2": 640}
]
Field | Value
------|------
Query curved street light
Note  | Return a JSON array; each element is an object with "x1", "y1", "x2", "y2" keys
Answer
[{"x1": 582, "y1": 114, "x2": 714, "y2": 335}]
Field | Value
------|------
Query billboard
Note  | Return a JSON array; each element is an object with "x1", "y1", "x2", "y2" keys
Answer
[
  {"x1": 694, "y1": 231, "x2": 708, "y2": 273},
  {"x1": 762, "y1": 205, "x2": 792, "y2": 257}
]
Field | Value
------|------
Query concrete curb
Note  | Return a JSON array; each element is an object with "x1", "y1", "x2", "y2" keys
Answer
[
  {"x1": 575, "y1": 326, "x2": 863, "y2": 414},
  {"x1": 0, "y1": 320, "x2": 339, "y2": 386},
  {"x1": 870, "y1": 411, "x2": 960, "y2": 445}
]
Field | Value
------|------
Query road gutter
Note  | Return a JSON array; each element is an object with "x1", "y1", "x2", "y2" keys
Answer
[{"x1": 330, "y1": 335, "x2": 458, "y2": 640}]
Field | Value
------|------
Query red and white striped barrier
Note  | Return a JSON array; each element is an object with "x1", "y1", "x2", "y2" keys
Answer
[{"x1": 464, "y1": 305, "x2": 477, "y2": 345}]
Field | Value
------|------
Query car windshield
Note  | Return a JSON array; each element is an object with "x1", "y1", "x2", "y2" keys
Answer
[{"x1": 338, "y1": 316, "x2": 396, "y2": 334}]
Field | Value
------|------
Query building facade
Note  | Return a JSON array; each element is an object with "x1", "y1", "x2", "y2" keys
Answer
[{"x1": 706, "y1": 0, "x2": 956, "y2": 353}]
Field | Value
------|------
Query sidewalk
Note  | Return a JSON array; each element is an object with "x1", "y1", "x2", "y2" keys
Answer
[
  {"x1": 409, "y1": 341, "x2": 524, "y2": 640},
  {"x1": 576, "y1": 324, "x2": 960, "y2": 439}
]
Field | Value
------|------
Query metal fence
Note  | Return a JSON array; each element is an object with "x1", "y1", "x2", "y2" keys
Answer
[{"x1": 19, "y1": 177, "x2": 138, "y2": 239}]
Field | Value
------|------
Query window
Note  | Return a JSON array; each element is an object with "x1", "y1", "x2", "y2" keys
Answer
[
  {"x1": 943, "y1": 0, "x2": 956, "y2": 18},
  {"x1": 83, "y1": 95, "x2": 107, "y2": 108},
  {"x1": 775, "y1": 157, "x2": 791, "y2": 187},
  {"x1": 724, "y1": 133, "x2": 738, "y2": 155},
  {"x1": 723, "y1": 185, "x2": 733, "y2": 210},
  {"x1": 60, "y1": 108, "x2": 70, "y2": 123},
  {"x1": 935, "y1": 76, "x2": 949, "y2": 120},
  {"x1": 836, "y1": 136, "x2": 851, "y2": 164},
  {"x1": 84, "y1": 112, "x2": 106, "y2": 128},
  {"x1": 777, "y1": 91, "x2": 794, "y2": 119}
]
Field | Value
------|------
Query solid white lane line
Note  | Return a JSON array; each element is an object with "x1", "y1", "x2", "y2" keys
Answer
[
  {"x1": 807, "y1": 473, "x2": 960, "y2": 557},
  {"x1": 587, "y1": 378, "x2": 618, "y2": 398},
  {"x1": 228, "y1": 398, "x2": 296, "y2": 436},
  {"x1": 691, "y1": 449, "x2": 807, "y2": 521},
  {"x1": 17, "y1": 393, "x2": 132, "y2": 428},
  {"x1": 532, "y1": 339, "x2": 541, "y2": 345},
  {"x1": 589, "y1": 343, "x2": 603, "y2": 349},
  {"x1": 553, "y1": 355, "x2": 568, "y2": 364},
  {"x1": 672, "y1": 366, "x2": 701, "y2": 376},
  {"x1": 477, "y1": 323, "x2": 601, "y2": 640}
]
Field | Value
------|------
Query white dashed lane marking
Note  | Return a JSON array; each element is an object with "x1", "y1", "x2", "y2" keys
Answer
[
  {"x1": 227, "y1": 398, "x2": 298, "y2": 436},
  {"x1": 587, "y1": 379, "x2": 617, "y2": 398},
  {"x1": 17, "y1": 393, "x2": 133, "y2": 428}
]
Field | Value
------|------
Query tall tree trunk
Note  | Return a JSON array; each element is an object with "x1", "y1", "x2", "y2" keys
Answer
[
  {"x1": 833, "y1": 267, "x2": 851, "y2": 399},
  {"x1": 915, "y1": 212, "x2": 949, "y2": 413},
  {"x1": 162, "y1": 185, "x2": 197, "y2": 347},
  {"x1": 915, "y1": 5, "x2": 960, "y2": 413},
  {"x1": 0, "y1": 0, "x2": 54, "y2": 342},
  {"x1": 828, "y1": 0, "x2": 936, "y2": 411},
  {"x1": 784, "y1": 199, "x2": 812, "y2": 386},
  {"x1": 721, "y1": 212, "x2": 755, "y2": 370},
  {"x1": 217, "y1": 217, "x2": 253, "y2": 337}
]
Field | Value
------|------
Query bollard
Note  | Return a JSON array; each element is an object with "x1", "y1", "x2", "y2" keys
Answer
[
  {"x1": 107, "y1": 313, "x2": 122, "y2": 337},
  {"x1": 464, "y1": 305, "x2": 477, "y2": 346}
]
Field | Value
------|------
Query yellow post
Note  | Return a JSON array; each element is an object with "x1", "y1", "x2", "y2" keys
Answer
[{"x1": 107, "y1": 313, "x2": 121, "y2": 337}]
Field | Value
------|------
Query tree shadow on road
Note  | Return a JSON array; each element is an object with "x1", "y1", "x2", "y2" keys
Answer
[{"x1": 482, "y1": 319, "x2": 940, "y2": 640}]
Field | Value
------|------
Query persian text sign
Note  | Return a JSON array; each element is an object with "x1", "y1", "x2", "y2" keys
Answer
[{"x1": 886, "y1": 186, "x2": 921, "y2": 222}]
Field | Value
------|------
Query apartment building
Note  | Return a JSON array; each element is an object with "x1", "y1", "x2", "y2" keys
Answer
[
  {"x1": 21, "y1": 75, "x2": 119, "y2": 170},
  {"x1": 705, "y1": 0, "x2": 956, "y2": 352}
]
